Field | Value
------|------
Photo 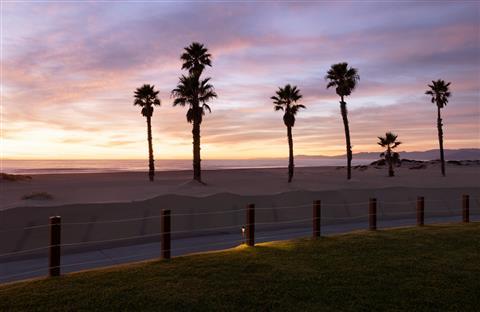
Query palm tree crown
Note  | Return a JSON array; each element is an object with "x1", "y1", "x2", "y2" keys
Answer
[
  {"x1": 134, "y1": 84, "x2": 161, "y2": 117},
  {"x1": 181, "y1": 42, "x2": 212, "y2": 77},
  {"x1": 271, "y1": 84, "x2": 305, "y2": 127},
  {"x1": 378, "y1": 132, "x2": 401, "y2": 151},
  {"x1": 171, "y1": 75, "x2": 217, "y2": 124},
  {"x1": 425, "y1": 79, "x2": 451, "y2": 108},
  {"x1": 325, "y1": 62, "x2": 360, "y2": 98}
]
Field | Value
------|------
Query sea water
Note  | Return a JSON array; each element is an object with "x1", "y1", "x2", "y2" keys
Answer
[{"x1": 1, "y1": 158, "x2": 376, "y2": 175}]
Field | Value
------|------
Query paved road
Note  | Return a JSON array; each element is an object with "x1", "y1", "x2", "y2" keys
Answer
[{"x1": 1, "y1": 215, "x2": 478, "y2": 284}]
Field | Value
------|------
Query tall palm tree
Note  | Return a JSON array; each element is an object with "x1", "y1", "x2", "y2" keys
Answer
[
  {"x1": 134, "y1": 84, "x2": 161, "y2": 181},
  {"x1": 425, "y1": 79, "x2": 451, "y2": 176},
  {"x1": 325, "y1": 62, "x2": 360, "y2": 180},
  {"x1": 172, "y1": 42, "x2": 215, "y2": 183},
  {"x1": 378, "y1": 132, "x2": 401, "y2": 177},
  {"x1": 171, "y1": 74, "x2": 217, "y2": 182},
  {"x1": 271, "y1": 84, "x2": 305, "y2": 183}
]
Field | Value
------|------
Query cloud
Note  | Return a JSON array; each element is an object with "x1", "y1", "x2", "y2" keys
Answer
[{"x1": 3, "y1": 2, "x2": 479, "y2": 159}]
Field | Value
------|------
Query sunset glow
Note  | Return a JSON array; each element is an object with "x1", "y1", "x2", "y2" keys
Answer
[{"x1": 2, "y1": 2, "x2": 479, "y2": 159}]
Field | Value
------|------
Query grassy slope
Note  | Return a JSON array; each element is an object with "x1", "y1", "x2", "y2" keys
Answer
[{"x1": 1, "y1": 223, "x2": 479, "y2": 311}]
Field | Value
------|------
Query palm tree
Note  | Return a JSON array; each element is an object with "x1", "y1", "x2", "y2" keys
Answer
[
  {"x1": 378, "y1": 132, "x2": 401, "y2": 177},
  {"x1": 134, "y1": 84, "x2": 161, "y2": 181},
  {"x1": 325, "y1": 62, "x2": 360, "y2": 180},
  {"x1": 425, "y1": 79, "x2": 451, "y2": 176},
  {"x1": 172, "y1": 42, "x2": 215, "y2": 183},
  {"x1": 271, "y1": 84, "x2": 305, "y2": 183},
  {"x1": 171, "y1": 73, "x2": 216, "y2": 183}
]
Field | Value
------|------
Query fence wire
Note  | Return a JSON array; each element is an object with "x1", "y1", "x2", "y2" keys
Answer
[{"x1": 1, "y1": 196, "x2": 478, "y2": 284}]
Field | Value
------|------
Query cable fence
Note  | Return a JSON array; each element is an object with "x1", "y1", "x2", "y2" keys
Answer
[{"x1": 0, "y1": 194, "x2": 478, "y2": 284}]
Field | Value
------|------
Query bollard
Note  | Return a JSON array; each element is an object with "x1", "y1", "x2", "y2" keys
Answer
[
  {"x1": 369, "y1": 198, "x2": 377, "y2": 231},
  {"x1": 161, "y1": 209, "x2": 171, "y2": 260},
  {"x1": 49, "y1": 216, "x2": 61, "y2": 277},
  {"x1": 313, "y1": 200, "x2": 321, "y2": 238},
  {"x1": 462, "y1": 194, "x2": 470, "y2": 223},
  {"x1": 246, "y1": 204, "x2": 255, "y2": 246},
  {"x1": 416, "y1": 197, "x2": 425, "y2": 226}
]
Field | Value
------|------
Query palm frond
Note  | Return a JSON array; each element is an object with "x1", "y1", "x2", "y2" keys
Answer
[
  {"x1": 202, "y1": 104, "x2": 211, "y2": 113},
  {"x1": 173, "y1": 97, "x2": 187, "y2": 107}
]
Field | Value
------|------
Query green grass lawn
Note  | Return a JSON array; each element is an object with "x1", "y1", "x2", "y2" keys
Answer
[{"x1": 1, "y1": 223, "x2": 479, "y2": 311}]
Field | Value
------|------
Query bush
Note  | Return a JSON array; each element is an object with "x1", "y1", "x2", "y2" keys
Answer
[
  {"x1": 1, "y1": 173, "x2": 32, "y2": 182},
  {"x1": 22, "y1": 192, "x2": 53, "y2": 200}
]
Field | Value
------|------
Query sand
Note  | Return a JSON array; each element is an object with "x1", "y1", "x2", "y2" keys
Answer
[
  {"x1": 1, "y1": 163, "x2": 479, "y2": 257},
  {"x1": 2, "y1": 163, "x2": 479, "y2": 209}
]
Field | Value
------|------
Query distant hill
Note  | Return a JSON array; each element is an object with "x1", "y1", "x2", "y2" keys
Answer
[{"x1": 297, "y1": 148, "x2": 480, "y2": 161}]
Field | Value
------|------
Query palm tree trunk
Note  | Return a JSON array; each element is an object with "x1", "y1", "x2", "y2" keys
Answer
[
  {"x1": 437, "y1": 107, "x2": 446, "y2": 176},
  {"x1": 387, "y1": 148, "x2": 394, "y2": 177},
  {"x1": 146, "y1": 116, "x2": 154, "y2": 182},
  {"x1": 340, "y1": 97, "x2": 352, "y2": 180},
  {"x1": 287, "y1": 126, "x2": 294, "y2": 183},
  {"x1": 192, "y1": 117, "x2": 202, "y2": 182}
]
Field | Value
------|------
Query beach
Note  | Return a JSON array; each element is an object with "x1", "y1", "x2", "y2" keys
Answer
[
  {"x1": 2, "y1": 162, "x2": 479, "y2": 209},
  {"x1": 1, "y1": 162, "x2": 479, "y2": 257}
]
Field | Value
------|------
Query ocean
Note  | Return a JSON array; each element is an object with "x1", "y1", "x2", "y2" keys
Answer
[{"x1": 1, "y1": 158, "x2": 376, "y2": 175}]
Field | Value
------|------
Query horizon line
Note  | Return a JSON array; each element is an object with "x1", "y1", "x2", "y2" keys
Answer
[{"x1": 2, "y1": 147, "x2": 478, "y2": 161}]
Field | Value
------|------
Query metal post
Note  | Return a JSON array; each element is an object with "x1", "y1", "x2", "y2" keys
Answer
[
  {"x1": 417, "y1": 196, "x2": 425, "y2": 226},
  {"x1": 313, "y1": 200, "x2": 321, "y2": 238},
  {"x1": 49, "y1": 216, "x2": 61, "y2": 277},
  {"x1": 462, "y1": 194, "x2": 470, "y2": 223},
  {"x1": 369, "y1": 198, "x2": 377, "y2": 231},
  {"x1": 161, "y1": 209, "x2": 171, "y2": 259},
  {"x1": 246, "y1": 204, "x2": 255, "y2": 246}
]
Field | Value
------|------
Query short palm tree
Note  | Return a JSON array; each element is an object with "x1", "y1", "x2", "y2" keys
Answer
[
  {"x1": 325, "y1": 62, "x2": 360, "y2": 180},
  {"x1": 425, "y1": 79, "x2": 451, "y2": 176},
  {"x1": 271, "y1": 84, "x2": 305, "y2": 183},
  {"x1": 378, "y1": 132, "x2": 401, "y2": 177},
  {"x1": 134, "y1": 84, "x2": 161, "y2": 181}
]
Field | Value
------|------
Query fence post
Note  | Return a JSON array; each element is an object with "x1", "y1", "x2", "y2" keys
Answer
[
  {"x1": 313, "y1": 200, "x2": 321, "y2": 238},
  {"x1": 161, "y1": 209, "x2": 171, "y2": 260},
  {"x1": 416, "y1": 197, "x2": 425, "y2": 226},
  {"x1": 49, "y1": 216, "x2": 61, "y2": 277},
  {"x1": 369, "y1": 198, "x2": 377, "y2": 231},
  {"x1": 246, "y1": 204, "x2": 255, "y2": 246},
  {"x1": 462, "y1": 194, "x2": 470, "y2": 223}
]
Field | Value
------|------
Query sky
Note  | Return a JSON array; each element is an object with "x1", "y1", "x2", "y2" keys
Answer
[{"x1": 1, "y1": 1, "x2": 479, "y2": 159}]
